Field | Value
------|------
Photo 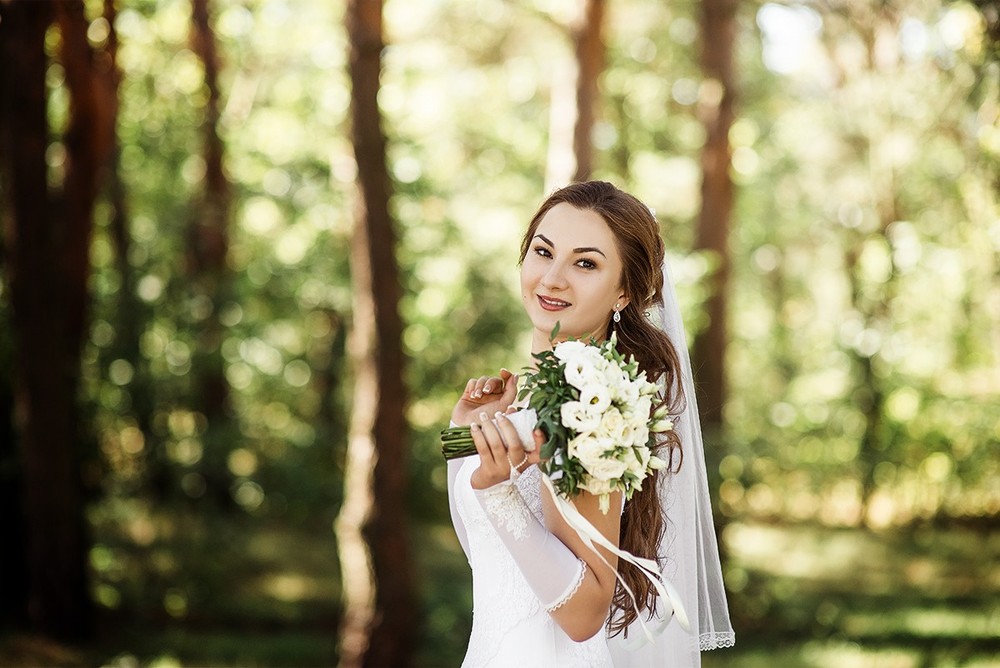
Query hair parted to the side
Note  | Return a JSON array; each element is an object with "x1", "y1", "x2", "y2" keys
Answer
[{"x1": 519, "y1": 180, "x2": 686, "y2": 636}]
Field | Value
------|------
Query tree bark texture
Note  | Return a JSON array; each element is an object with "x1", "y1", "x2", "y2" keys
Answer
[
  {"x1": 692, "y1": 0, "x2": 738, "y2": 428},
  {"x1": 571, "y1": 0, "x2": 606, "y2": 182},
  {"x1": 0, "y1": 0, "x2": 107, "y2": 640},
  {"x1": 189, "y1": 0, "x2": 234, "y2": 505},
  {"x1": 336, "y1": 0, "x2": 415, "y2": 666}
]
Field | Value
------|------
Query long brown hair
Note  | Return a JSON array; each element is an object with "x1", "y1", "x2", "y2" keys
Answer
[{"x1": 519, "y1": 181, "x2": 685, "y2": 635}]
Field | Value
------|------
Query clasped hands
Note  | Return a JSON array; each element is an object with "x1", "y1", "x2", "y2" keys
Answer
[{"x1": 451, "y1": 368, "x2": 545, "y2": 490}]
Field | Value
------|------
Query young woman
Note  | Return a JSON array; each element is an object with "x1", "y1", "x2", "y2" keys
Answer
[{"x1": 447, "y1": 181, "x2": 734, "y2": 667}]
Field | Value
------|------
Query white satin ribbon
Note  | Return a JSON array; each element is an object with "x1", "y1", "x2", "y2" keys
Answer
[{"x1": 540, "y1": 475, "x2": 690, "y2": 647}]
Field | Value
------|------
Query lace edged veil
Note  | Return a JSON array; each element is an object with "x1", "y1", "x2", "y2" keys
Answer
[{"x1": 607, "y1": 256, "x2": 736, "y2": 666}]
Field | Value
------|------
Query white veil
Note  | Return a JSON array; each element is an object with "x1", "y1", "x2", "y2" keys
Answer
[{"x1": 607, "y1": 256, "x2": 736, "y2": 667}]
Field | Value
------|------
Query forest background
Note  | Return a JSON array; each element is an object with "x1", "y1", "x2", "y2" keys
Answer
[{"x1": 1, "y1": 0, "x2": 998, "y2": 666}]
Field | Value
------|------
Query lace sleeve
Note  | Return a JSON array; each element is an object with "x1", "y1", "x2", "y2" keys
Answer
[{"x1": 474, "y1": 480, "x2": 584, "y2": 610}]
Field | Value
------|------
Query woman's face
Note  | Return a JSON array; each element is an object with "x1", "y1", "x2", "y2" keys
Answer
[{"x1": 520, "y1": 202, "x2": 629, "y2": 350}]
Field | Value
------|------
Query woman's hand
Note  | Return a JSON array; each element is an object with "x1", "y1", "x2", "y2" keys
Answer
[
  {"x1": 450, "y1": 368, "x2": 518, "y2": 426},
  {"x1": 469, "y1": 411, "x2": 544, "y2": 489}
]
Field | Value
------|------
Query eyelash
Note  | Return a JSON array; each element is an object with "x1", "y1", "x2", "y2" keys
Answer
[{"x1": 533, "y1": 246, "x2": 597, "y2": 270}]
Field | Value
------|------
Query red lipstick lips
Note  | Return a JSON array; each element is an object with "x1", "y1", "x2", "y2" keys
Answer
[{"x1": 537, "y1": 294, "x2": 571, "y2": 311}]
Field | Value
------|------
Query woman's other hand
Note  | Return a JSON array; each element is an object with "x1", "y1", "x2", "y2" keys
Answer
[
  {"x1": 469, "y1": 411, "x2": 543, "y2": 489},
  {"x1": 450, "y1": 368, "x2": 518, "y2": 426}
]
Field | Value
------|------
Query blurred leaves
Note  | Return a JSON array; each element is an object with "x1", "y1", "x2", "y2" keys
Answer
[{"x1": 3, "y1": 0, "x2": 997, "y2": 665}]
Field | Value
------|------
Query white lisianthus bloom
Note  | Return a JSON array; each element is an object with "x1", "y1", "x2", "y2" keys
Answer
[
  {"x1": 623, "y1": 445, "x2": 651, "y2": 478},
  {"x1": 650, "y1": 418, "x2": 674, "y2": 433},
  {"x1": 619, "y1": 378, "x2": 642, "y2": 405},
  {"x1": 648, "y1": 454, "x2": 667, "y2": 470},
  {"x1": 579, "y1": 476, "x2": 615, "y2": 496},
  {"x1": 596, "y1": 407, "x2": 628, "y2": 443},
  {"x1": 561, "y1": 401, "x2": 602, "y2": 433},
  {"x1": 631, "y1": 423, "x2": 650, "y2": 448},
  {"x1": 634, "y1": 395, "x2": 653, "y2": 422},
  {"x1": 579, "y1": 382, "x2": 612, "y2": 414},
  {"x1": 553, "y1": 340, "x2": 587, "y2": 361},
  {"x1": 573, "y1": 435, "x2": 628, "y2": 481},
  {"x1": 563, "y1": 353, "x2": 603, "y2": 390}
]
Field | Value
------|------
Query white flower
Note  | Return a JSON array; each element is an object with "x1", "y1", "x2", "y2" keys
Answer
[
  {"x1": 634, "y1": 396, "x2": 653, "y2": 423},
  {"x1": 595, "y1": 407, "x2": 628, "y2": 443},
  {"x1": 578, "y1": 476, "x2": 615, "y2": 497},
  {"x1": 631, "y1": 423, "x2": 650, "y2": 448},
  {"x1": 579, "y1": 383, "x2": 612, "y2": 414},
  {"x1": 553, "y1": 340, "x2": 587, "y2": 361},
  {"x1": 572, "y1": 435, "x2": 628, "y2": 481},
  {"x1": 563, "y1": 353, "x2": 603, "y2": 390},
  {"x1": 648, "y1": 454, "x2": 667, "y2": 470},
  {"x1": 561, "y1": 401, "x2": 602, "y2": 433},
  {"x1": 651, "y1": 418, "x2": 674, "y2": 433},
  {"x1": 617, "y1": 378, "x2": 641, "y2": 405},
  {"x1": 623, "y1": 445, "x2": 651, "y2": 477}
]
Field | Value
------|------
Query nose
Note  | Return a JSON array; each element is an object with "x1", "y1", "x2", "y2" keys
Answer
[{"x1": 541, "y1": 260, "x2": 568, "y2": 290}]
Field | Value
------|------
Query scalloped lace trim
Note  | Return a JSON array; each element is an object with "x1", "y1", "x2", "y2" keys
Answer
[
  {"x1": 700, "y1": 631, "x2": 736, "y2": 651},
  {"x1": 545, "y1": 558, "x2": 587, "y2": 612}
]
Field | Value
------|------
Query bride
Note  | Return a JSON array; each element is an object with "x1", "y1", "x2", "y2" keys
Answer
[{"x1": 447, "y1": 181, "x2": 734, "y2": 667}]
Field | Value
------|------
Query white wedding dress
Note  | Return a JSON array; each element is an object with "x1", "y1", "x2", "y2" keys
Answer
[{"x1": 449, "y1": 455, "x2": 614, "y2": 667}]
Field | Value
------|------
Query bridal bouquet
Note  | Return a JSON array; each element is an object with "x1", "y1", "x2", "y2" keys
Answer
[{"x1": 441, "y1": 329, "x2": 673, "y2": 514}]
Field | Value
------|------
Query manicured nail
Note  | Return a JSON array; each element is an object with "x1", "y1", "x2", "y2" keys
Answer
[
  {"x1": 494, "y1": 411, "x2": 504, "y2": 419},
  {"x1": 479, "y1": 411, "x2": 489, "y2": 422},
  {"x1": 471, "y1": 423, "x2": 480, "y2": 431},
  {"x1": 483, "y1": 384, "x2": 491, "y2": 393}
]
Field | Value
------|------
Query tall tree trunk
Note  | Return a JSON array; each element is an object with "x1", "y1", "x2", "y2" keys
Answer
[
  {"x1": 0, "y1": 0, "x2": 107, "y2": 640},
  {"x1": 692, "y1": 0, "x2": 738, "y2": 429},
  {"x1": 571, "y1": 0, "x2": 606, "y2": 182},
  {"x1": 336, "y1": 1, "x2": 415, "y2": 666},
  {"x1": 189, "y1": 0, "x2": 233, "y2": 505},
  {"x1": 102, "y1": 0, "x2": 160, "y2": 496},
  {"x1": 543, "y1": 0, "x2": 606, "y2": 189}
]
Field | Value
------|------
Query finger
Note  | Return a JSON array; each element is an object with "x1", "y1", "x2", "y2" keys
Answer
[
  {"x1": 499, "y1": 373, "x2": 519, "y2": 406},
  {"x1": 461, "y1": 378, "x2": 476, "y2": 400},
  {"x1": 495, "y1": 412, "x2": 528, "y2": 471},
  {"x1": 469, "y1": 422, "x2": 496, "y2": 465},
  {"x1": 481, "y1": 376, "x2": 505, "y2": 395},
  {"x1": 471, "y1": 376, "x2": 492, "y2": 399},
  {"x1": 478, "y1": 411, "x2": 508, "y2": 464}
]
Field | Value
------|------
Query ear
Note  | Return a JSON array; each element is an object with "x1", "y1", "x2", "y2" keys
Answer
[{"x1": 616, "y1": 294, "x2": 630, "y2": 311}]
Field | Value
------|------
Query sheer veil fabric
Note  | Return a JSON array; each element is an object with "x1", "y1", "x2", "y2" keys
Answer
[{"x1": 607, "y1": 257, "x2": 736, "y2": 666}]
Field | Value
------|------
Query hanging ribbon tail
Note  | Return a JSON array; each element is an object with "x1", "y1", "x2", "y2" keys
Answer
[{"x1": 540, "y1": 476, "x2": 691, "y2": 647}]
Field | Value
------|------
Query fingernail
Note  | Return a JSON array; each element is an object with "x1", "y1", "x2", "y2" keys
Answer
[
  {"x1": 479, "y1": 411, "x2": 489, "y2": 422},
  {"x1": 483, "y1": 385, "x2": 491, "y2": 393},
  {"x1": 472, "y1": 391, "x2": 480, "y2": 398},
  {"x1": 471, "y1": 423, "x2": 480, "y2": 431},
  {"x1": 494, "y1": 411, "x2": 504, "y2": 419}
]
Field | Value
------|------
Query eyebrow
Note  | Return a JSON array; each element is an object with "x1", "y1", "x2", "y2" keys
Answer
[{"x1": 534, "y1": 233, "x2": 607, "y2": 258}]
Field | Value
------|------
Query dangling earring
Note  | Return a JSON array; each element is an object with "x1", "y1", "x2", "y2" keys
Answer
[{"x1": 613, "y1": 304, "x2": 621, "y2": 324}]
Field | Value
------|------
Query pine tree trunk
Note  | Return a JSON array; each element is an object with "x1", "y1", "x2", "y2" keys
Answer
[
  {"x1": 692, "y1": 0, "x2": 738, "y2": 428},
  {"x1": 543, "y1": 0, "x2": 606, "y2": 189},
  {"x1": 571, "y1": 0, "x2": 606, "y2": 182},
  {"x1": 0, "y1": 0, "x2": 107, "y2": 640},
  {"x1": 336, "y1": 1, "x2": 415, "y2": 665},
  {"x1": 189, "y1": 0, "x2": 234, "y2": 506}
]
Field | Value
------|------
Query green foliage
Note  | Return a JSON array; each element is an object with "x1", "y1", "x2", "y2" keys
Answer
[{"x1": 5, "y1": 0, "x2": 997, "y2": 664}]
